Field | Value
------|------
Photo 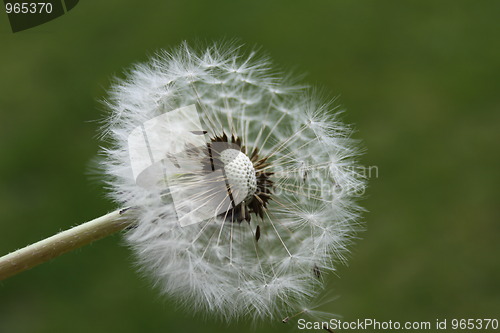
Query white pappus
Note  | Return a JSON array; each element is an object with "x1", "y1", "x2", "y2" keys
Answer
[{"x1": 100, "y1": 41, "x2": 366, "y2": 322}]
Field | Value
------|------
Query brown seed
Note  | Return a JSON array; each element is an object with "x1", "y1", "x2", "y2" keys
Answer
[
  {"x1": 255, "y1": 225, "x2": 261, "y2": 242},
  {"x1": 313, "y1": 264, "x2": 321, "y2": 279}
]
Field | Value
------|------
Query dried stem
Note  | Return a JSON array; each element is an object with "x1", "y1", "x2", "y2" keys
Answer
[{"x1": 0, "y1": 208, "x2": 134, "y2": 281}]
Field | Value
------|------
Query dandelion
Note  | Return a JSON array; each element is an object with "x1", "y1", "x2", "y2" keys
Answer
[
  {"x1": 0, "y1": 42, "x2": 365, "y2": 324},
  {"x1": 102, "y1": 41, "x2": 365, "y2": 321}
]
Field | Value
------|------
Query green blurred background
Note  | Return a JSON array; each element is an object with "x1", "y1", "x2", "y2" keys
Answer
[{"x1": 1, "y1": 1, "x2": 499, "y2": 332}]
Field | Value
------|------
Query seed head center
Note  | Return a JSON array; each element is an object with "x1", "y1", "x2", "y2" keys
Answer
[{"x1": 219, "y1": 149, "x2": 257, "y2": 202}]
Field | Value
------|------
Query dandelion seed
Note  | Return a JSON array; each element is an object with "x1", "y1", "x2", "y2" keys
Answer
[{"x1": 98, "y1": 41, "x2": 366, "y2": 321}]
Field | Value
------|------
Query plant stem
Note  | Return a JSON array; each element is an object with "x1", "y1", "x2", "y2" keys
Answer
[{"x1": 0, "y1": 208, "x2": 134, "y2": 281}]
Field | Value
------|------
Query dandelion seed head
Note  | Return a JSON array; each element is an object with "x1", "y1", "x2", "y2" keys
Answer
[{"x1": 101, "y1": 41, "x2": 365, "y2": 321}]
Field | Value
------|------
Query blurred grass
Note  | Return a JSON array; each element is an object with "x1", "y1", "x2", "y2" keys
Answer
[{"x1": 1, "y1": 1, "x2": 499, "y2": 332}]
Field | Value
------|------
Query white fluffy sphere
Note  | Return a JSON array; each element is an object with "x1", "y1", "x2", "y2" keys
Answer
[{"x1": 101, "y1": 42, "x2": 365, "y2": 321}]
